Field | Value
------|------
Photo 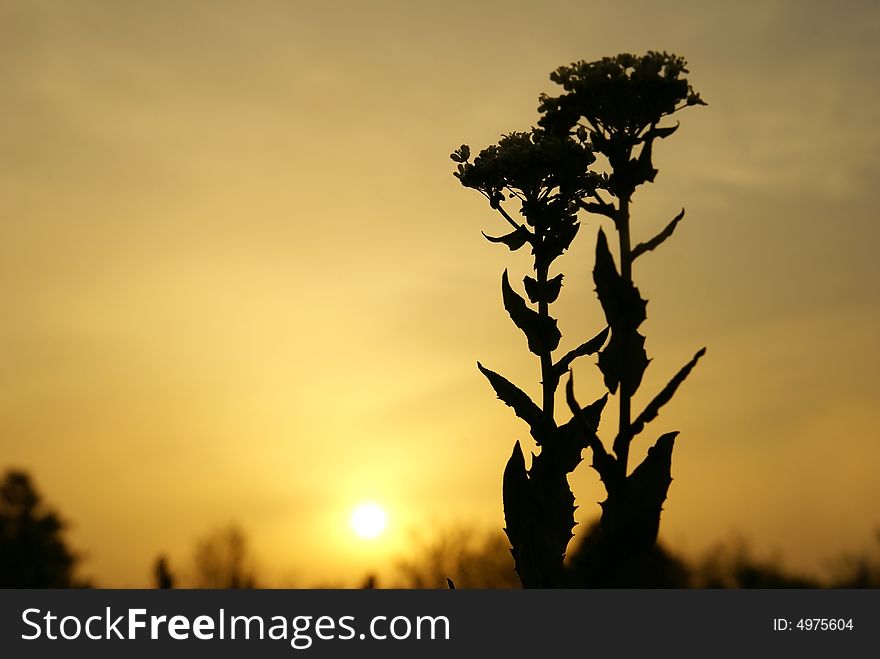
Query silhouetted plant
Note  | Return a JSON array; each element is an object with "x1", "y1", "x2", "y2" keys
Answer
[
  {"x1": 453, "y1": 52, "x2": 705, "y2": 587},
  {"x1": 827, "y1": 528, "x2": 880, "y2": 588},
  {"x1": 396, "y1": 525, "x2": 519, "y2": 589},
  {"x1": 694, "y1": 537, "x2": 818, "y2": 588},
  {"x1": 192, "y1": 524, "x2": 257, "y2": 588},
  {"x1": 452, "y1": 130, "x2": 606, "y2": 587},
  {"x1": 0, "y1": 469, "x2": 80, "y2": 587},
  {"x1": 566, "y1": 519, "x2": 690, "y2": 588},
  {"x1": 153, "y1": 554, "x2": 175, "y2": 589}
]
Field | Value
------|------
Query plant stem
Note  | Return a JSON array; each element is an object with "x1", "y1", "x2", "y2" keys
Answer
[
  {"x1": 536, "y1": 261, "x2": 555, "y2": 421},
  {"x1": 616, "y1": 195, "x2": 632, "y2": 475}
]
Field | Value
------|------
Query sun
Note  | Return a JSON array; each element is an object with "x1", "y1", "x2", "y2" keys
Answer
[{"x1": 350, "y1": 502, "x2": 387, "y2": 539}]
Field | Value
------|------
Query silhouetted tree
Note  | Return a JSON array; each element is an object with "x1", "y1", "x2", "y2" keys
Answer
[
  {"x1": 454, "y1": 52, "x2": 705, "y2": 587},
  {"x1": 0, "y1": 469, "x2": 79, "y2": 587},
  {"x1": 826, "y1": 528, "x2": 880, "y2": 588},
  {"x1": 192, "y1": 524, "x2": 257, "y2": 588},
  {"x1": 693, "y1": 538, "x2": 818, "y2": 588},
  {"x1": 153, "y1": 554, "x2": 175, "y2": 589},
  {"x1": 397, "y1": 525, "x2": 519, "y2": 589}
]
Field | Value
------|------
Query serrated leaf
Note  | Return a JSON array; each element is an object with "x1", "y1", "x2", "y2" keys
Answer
[
  {"x1": 502, "y1": 441, "x2": 535, "y2": 585},
  {"x1": 593, "y1": 230, "x2": 647, "y2": 330},
  {"x1": 593, "y1": 230, "x2": 649, "y2": 394},
  {"x1": 595, "y1": 430, "x2": 677, "y2": 560},
  {"x1": 621, "y1": 431, "x2": 677, "y2": 546},
  {"x1": 549, "y1": 426, "x2": 587, "y2": 476},
  {"x1": 523, "y1": 273, "x2": 564, "y2": 304},
  {"x1": 615, "y1": 347, "x2": 705, "y2": 452},
  {"x1": 554, "y1": 326, "x2": 609, "y2": 377},
  {"x1": 632, "y1": 138, "x2": 658, "y2": 187},
  {"x1": 502, "y1": 270, "x2": 562, "y2": 355},
  {"x1": 542, "y1": 219, "x2": 580, "y2": 264},
  {"x1": 477, "y1": 362, "x2": 551, "y2": 444},
  {"x1": 566, "y1": 389, "x2": 607, "y2": 434},
  {"x1": 632, "y1": 208, "x2": 685, "y2": 260},
  {"x1": 597, "y1": 328, "x2": 649, "y2": 396},
  {"x1": 545, "y1": 273, "x2": 564, "y2": 303},
  {"x1": 523, "y1": 276, "x2": 540, "y2": 303},
  {"x1": 527, "y1": 448, "x2": 580, "y2": 577},
  {"x1": 482, "y1": 225, "x2": 531, "y2": 251},
  {"x1": 563, "y1": 372, "x2": 613, "y2": 474}
]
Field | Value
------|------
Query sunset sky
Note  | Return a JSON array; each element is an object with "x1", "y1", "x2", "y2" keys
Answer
[{"x1": 2, "y1": 0, "x2": 879, "y2": 586}]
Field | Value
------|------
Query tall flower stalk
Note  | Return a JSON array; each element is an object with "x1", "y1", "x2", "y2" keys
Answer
[
  {"x1": 454, "y1": 52, "x2": 706, "y2": 587},
  {"x1": 539, "y1": 52, "x2": 706, "y2": 585},
  {"x1": 452, "y1": 130, "x2": 606, "y2": 587}
]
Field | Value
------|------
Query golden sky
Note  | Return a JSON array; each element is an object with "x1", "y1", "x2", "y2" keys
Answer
[{"x1": 2, "y1": 0, "x2": 879, "y2": 586}]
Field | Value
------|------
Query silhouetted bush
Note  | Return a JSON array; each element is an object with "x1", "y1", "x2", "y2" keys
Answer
[
  {"x1": 0, "y1": 469, "x2": 81, "y2": 587},
  {"x1": 153, "y1": 554, "x2": 175, "y2": 589},
  {"x1": 826, "y1": 529, "x2": 880, "y2": 588},
  {"x1": 192, "y1": 524, "x2": 258, "y2": 588},
  {"x1": 395, "y1": 523, "x2": 880, "y2": 589},
  {"x1": 691, "y1": 538, "x2": 817, "y2": 588},
  {"x1": 396, "y1": 525, "x2": 519, "y2": 589},
  {"x1": 567, "y1": 521, "x2": 690, "y2": 588}
]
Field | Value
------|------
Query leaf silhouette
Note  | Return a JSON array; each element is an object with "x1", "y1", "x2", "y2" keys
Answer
[
  {"x1": 553, "y1": 326, "x2": 609, "y2": 377},
  {"x1": 598, "y1": 328, "x2": 649, "y2": 396},
  {"x1": 593, "y1": 230, "x2": 649, "y2": 394},
  {"x1": 632, "y1": 208, "x2": 685, "y2": 260},
  {"x1": 548, "y1": 382, "x2": 605, "y2": 476},
  {"x1": 501, "y1": 270, "x2": 562, "y2": 355},
  {"x1": 620, "y1": 431, "x2": 678, "y2": 546},
  {"x1": 527, "y1": 449, "x2": 578, "y2": 586},
  {"x1": 615, "y1": 347, "x2": 706, "y2": 452},
  {"x1": 644, "y1": 122, "x2": 679, "y2": 141},
  {"x1": 541, "y1": 219, "x2": 580, "y2": 265},
  {"x1": 523, "y1": 273, "x2": 564, "y2": 304},
  {"x1": 502, "y1": 441, "x2": 536, "y2": 586},
  {"x1": 564, "y1": 373, "x2": 615, "y2": 483},
  {"x1": 482, "y1": 225, "x2": 532, "y2": 251},
  {"x1": 477, "y1": 362, "x2": 551, "y2": 444},
  {"x1": 593, "y1": 229, "x2": 647, "y2": 330},
  {"x1": 564, "y1": 384, "x2": 607, "y2": 434}
]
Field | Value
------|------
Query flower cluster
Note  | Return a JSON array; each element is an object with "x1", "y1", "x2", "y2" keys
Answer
[
  {"x1": 536, "y1": 52, "x2": 705, "y2": 200},
  {"x1": 538, "y1": 51, "x2": 705, "y2": 140},
  {"x1": 451, "y1": 129, "x2": 602, "y2": 267}
]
